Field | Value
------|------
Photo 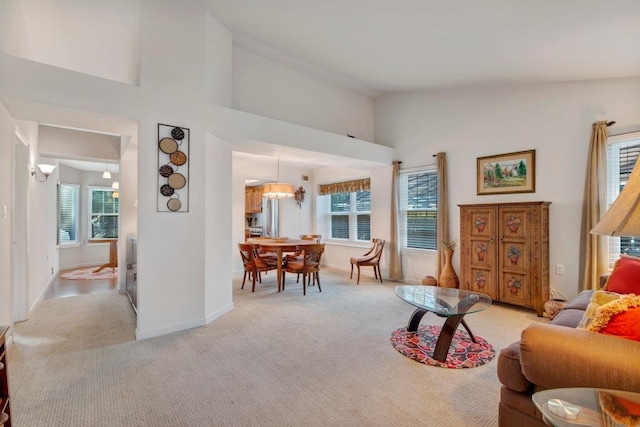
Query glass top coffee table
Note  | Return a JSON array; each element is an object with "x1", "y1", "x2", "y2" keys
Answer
[
  {"x1": 394, "y1": 285, "x2": 492, "y2": 362},
  {"x1": 532, "y1": 387, "x2": 640, "y2": 427}
]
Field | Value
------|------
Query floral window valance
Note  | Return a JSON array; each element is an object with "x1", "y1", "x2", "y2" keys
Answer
[{"x1": 319, "y1": 178, "x2": 370, "y2": 195}]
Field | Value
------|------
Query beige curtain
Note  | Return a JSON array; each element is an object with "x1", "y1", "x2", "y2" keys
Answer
[
  {"x1": 435, "y1": 152, "x2": 449, "y2": 278},
  {"x1": 580, "y1": 121, "x2": 609, "y2": 290},
  {"x1": 388, "y1": 161, "x2": 403, "y2": 280},
  {"x1": 319, "y1": 178, "x2": 370, "y2": 195}
]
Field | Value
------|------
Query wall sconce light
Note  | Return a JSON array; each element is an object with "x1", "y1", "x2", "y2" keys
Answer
[{"x1": 31, "y1": 164, "x2": 56, "y2": 182}]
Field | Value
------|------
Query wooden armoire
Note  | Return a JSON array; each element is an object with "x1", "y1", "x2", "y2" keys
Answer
[{"x1": 459, "y1": 201, "x2": 550, "y2": 316}]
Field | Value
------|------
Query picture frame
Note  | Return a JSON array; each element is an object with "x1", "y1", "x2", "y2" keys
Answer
[{"x1": 477, "y1": 150, "x2": 535, "y2": 195}]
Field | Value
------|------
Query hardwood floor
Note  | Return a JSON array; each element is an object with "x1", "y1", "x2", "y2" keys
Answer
[{"x1": 43, "y1": 266, "x2": 118, "y2": 300}]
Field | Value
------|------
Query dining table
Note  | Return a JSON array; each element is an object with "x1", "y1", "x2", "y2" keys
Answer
[{"x1": 246, "y1": 238, "x2": 318, "y2": 292}]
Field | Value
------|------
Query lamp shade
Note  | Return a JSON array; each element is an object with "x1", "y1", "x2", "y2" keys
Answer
[
  {"x1": 591, "y1": 157, "x2": 640, "y2": 237},
  {"x1": 262, "y1": 182, "x2": 295, "y2": 199},
  {"x1": 37, "y1": 164, "x2": 56, "y2": 177}
]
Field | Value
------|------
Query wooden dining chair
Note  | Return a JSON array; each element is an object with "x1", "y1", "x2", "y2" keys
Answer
[
  {"x1": 350, "y1": 238, "x2": 385, "y2": 284},
  {"x1": 238, "y1": 243, "x2": 278, "y2": 292},
  {"x1": 282, "y1": 244, "x2": 325, "y2": 295},
  {"x1": 285, "y1": 235, "x2": 323, "y2": 281}
]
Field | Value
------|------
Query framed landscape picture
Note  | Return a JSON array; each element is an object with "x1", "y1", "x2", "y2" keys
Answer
[{"x1": 477, "y1": 150, "x2": 535, "y2": 195}]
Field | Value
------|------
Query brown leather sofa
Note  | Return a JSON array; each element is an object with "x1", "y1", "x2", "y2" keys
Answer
[{"x1": 497, "y1": 290, "x2": 640, "y2": 426}]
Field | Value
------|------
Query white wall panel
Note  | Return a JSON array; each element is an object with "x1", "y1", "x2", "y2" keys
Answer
[{"x1": 233, "y1": 47, "x2": 375, "y2": 142}]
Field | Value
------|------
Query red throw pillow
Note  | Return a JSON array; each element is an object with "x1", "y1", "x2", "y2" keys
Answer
[
  {"x1": 587, "y1": 295, "x2": 640, "y2": 341},
  {"x1": 605, "y1": 255, "x2": 640, "y2": 294},
  {"x1": 599, "y1": 307, "x2": 640, "y2": 341}
]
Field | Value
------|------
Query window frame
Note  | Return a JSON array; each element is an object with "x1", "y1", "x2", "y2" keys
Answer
[
  {"x1": 605, "y1": 132, "x2": 640, "y2": 267},
  {"x1": 398, "y1": 166, "x2": 439, "y2": 252},
  {"x1": 58, "y1": 182, "x2": 80, "y2": 246},
  {"x1": 87, "y1": 186, "x2": 120, "y2": 240}
]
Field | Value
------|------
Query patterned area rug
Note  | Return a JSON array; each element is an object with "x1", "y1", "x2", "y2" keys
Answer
[
  {"x1": 60, "y1": 267, "x2": 118, "y2": 280},
  {"x1": 390, "y1": 324, "x2": 495, "y2": 368}
]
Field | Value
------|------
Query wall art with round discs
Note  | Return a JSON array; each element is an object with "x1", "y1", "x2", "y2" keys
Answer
[{"x1": 157, "y1": 123, "x2": 189, "y2": 212}]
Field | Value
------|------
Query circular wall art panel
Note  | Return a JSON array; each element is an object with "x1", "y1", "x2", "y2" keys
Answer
[
  {"x1": 159, "y1": 164, "x2": 174, "y2": 177},
  {"x1": 160, "y1": 184, "x2": 174, "y2": 197},
  {"x1": 159, "y1": 137, "x2": 178, "y2": 154},
  {"x1": 171, "y1": 127, "x2": 185, "y2": 140},
  {"x1": 168, "y1": 173, "x2": 186, "y2": 189},
  {"x1": 170, "y1": 150, "x2": 187, "y2": 166},
  {"x1": 167, "y1": 197, "x2": 182, "y2": 211}
]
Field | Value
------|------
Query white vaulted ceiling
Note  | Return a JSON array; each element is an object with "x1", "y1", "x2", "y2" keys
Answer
[{"x1": 194, "y1": 0, "x2": 640, "y2": 96}]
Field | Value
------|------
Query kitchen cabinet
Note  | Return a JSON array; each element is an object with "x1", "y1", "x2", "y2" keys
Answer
[
  {"x1": 459, "y1": 201, "x2": 550, "y2": 316},
  {"x1": 245, "y1": 187, "x2": 263, "y2": 213}
]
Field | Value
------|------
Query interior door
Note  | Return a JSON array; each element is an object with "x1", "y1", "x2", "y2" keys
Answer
[{"x1": 12, "y1": 127, "x2": 30, "y2": 322}]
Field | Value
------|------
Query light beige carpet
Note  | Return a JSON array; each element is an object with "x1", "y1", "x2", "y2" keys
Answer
[{"x1": 8, "y1": 269, "x2": 546, "y2": 426}]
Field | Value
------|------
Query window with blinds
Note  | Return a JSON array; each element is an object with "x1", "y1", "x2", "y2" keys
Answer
[
  {"x1": 89, "y1": 187, "x2": 119, "y2": 238},
  {"x1": 58, "y1": 183, "x2": 79, "y2": 245},
  {"x1": 606, "y1": 134, "x2": 640, "y2": 266},
  {"x1": 328, "y1": 191, "x2": 371, "y2": 241},
  {"x1": 399, "y1": 168, "x2": 438, "y2": 250}
]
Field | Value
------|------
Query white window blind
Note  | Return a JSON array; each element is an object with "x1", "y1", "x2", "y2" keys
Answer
[
  {"x1": 327, "y1": 190, "x2": 371, "y2": 241},
  {"x1": 606, "y1": 133, "x2": 640, "y2": 267},
  {"x1": 58, "y1": 183, "x2": 79, "y2": 245},
  {"x1": 399, "y1": 168, "x2": 438, "y2": 250}
]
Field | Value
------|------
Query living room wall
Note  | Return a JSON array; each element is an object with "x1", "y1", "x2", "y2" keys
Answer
[{"x1": 375, "y1": 76, "x2": 640, "y2": 299}]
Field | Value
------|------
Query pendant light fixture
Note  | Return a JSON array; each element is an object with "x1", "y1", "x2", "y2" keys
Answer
[
  {"x1": 102, "y1": 164, "x2": 111, "y2": 179},
  {"x1": 112, "y1": 164, "x2": 119, "y2": 190},
  {"x1": 262, "y1": 156, "x2": 294, "y2": 199}
]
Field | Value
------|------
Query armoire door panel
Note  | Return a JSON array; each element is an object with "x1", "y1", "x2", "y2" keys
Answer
[{"x1": 499, "y1": 272, "x2": 530, "y2": 306}]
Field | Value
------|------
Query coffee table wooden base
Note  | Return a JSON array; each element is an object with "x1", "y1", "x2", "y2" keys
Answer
[{"x1": 407, "y1": 308, "x2": 477, "y2": 362}]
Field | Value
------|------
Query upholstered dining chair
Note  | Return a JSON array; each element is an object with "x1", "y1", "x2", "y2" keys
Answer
[
  {"x1": 285, "y1": 235, "x2": 323, "y2": 281},
  {"x1": 249, "y1": 236, "x2": 278, "y2": 262},
  {"x1": 238, "y1": 243, "x2": 278, "y2": 292},
  {"x1": 350, "y1": 238, "x2": 385, "y2": 284},
  {"x1": 282, "y1": 243, "x2": 325, "y2": 295}
]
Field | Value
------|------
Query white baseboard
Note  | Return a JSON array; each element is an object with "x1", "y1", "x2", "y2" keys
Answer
[
  {"x1": 134, "y1": 302, "x2": 234, "y2": 341},
  {"x1": 135, "y1": 317, "x2": 206, "y2": 341},
  {"x1": 30, "y1": 272, "x2": 57, "y2": 314},
  {"x1": 205, "y1": 302, "x2": 234, "y2": 324}
]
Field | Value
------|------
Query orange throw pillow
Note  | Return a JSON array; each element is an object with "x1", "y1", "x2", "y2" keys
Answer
[
  {"x1": 587, "y1": 294, "x2": 640, "y2": 341},
  {"x1": 604, "y1": 255, "x2": 640, "y2": 294}
]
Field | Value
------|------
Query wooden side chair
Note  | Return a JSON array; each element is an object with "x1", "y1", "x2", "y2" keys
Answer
[
  {"x1": 285, "y1": 235, "x2": 323, "y2": 282},
  {"x1": 238, "y1": 243, "x2": 278, "y2": 292},
  {"x1": 350, "y1": 238, "x2": 385, "y2": 284},
  {"x1": 282, "y1": 244, "x2": 325, "y2": 295}
]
